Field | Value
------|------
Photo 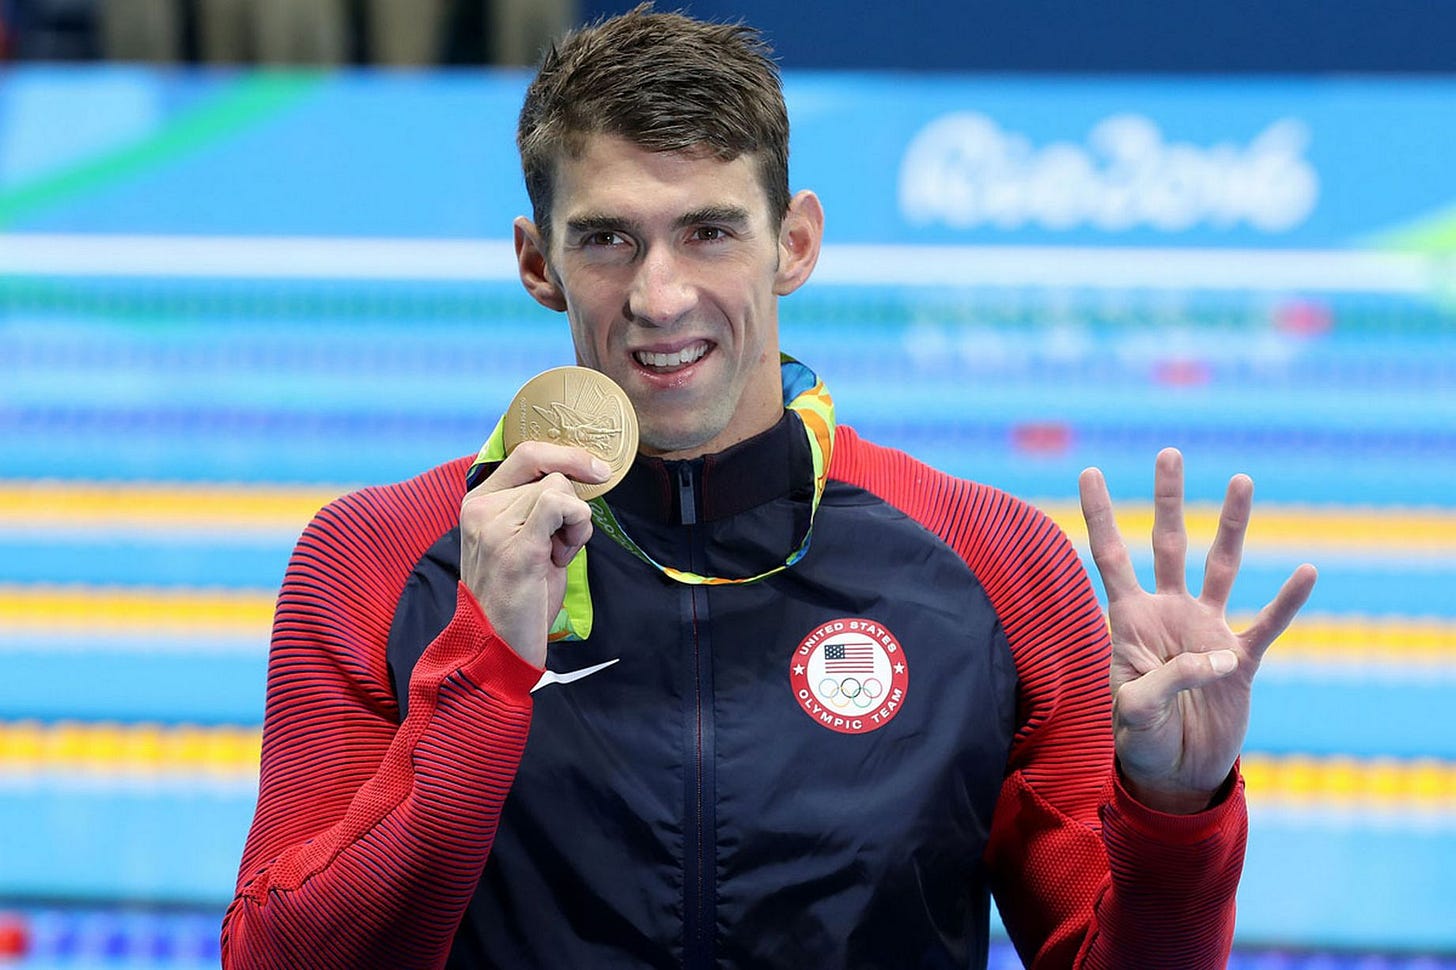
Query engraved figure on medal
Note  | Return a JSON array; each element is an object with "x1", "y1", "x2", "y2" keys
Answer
[{"x1": 502, "y1": 366, "x2": 639, "y2": 500}]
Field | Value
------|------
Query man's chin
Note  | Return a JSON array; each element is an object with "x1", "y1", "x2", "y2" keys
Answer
[{"x1": 636, "y1": 419, "x2": 726, "y2": 461}]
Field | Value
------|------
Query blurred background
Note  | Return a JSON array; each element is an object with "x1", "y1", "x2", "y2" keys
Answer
[{"x1": 1, "y1": 0, "x2": 1455, "y2": 967}]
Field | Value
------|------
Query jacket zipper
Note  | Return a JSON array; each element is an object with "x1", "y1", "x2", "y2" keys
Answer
[
  {"x1": 678, "y1": 462, "x2": 697, "y2": 525},
  {"x1": 678, "y1": 462, "x2": 714, "y2": 968}
]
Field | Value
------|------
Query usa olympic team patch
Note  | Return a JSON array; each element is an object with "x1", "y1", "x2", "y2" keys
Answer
[{"x1": 790, "y1": 618, "x2": 909, "y2": 734}]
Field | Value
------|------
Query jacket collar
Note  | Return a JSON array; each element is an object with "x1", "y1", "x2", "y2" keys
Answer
[{"x1": 608, "y1": 411, "x2": 815, "y2": 524}]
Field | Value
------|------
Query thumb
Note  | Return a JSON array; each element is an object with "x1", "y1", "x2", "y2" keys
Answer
[{"x1": 1115, "y1": 650, "x2": 1238, "y2": 728}]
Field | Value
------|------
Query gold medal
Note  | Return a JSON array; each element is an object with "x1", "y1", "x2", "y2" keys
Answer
[{"x1": 500, "y1": 366, "x2": 639, "y2": 500}]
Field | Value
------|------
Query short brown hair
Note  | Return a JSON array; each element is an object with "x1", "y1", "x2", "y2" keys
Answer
[{"x1": 517, "y1": 4, "x2": 791, "y2": 238}]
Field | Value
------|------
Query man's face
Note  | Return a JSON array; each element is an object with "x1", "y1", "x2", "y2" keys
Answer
[{"x1": 516, "y1": 135, "x2": 819, "y2": 460}]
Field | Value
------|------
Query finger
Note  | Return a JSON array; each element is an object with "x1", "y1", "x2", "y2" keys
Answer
[
  {"x1": 524, "y1": 468, "x2": 591, "y2": 521},
  {"x1": 1239, "y1": 563, "x2": 1318, "y2": 662},
  {"x1": 1079, "y1": 466, "x2": 1141, "y2": 602},
  {"x1": 523, "y1": 472, "x2": 593, "y2": 528},
  {"x1": 459, "y1": 472, "x2": 593, "y2": 568},
  {"x1": 518, "y1": 483, "x2": 593, "y2": 567},
  {"x1": 1199, "y1": 473, "x2": 1252, "y2": 609},
  {"x1": 1152, "y1": 447, "x2": 1188, "y2": 594},
  {"x1": 1115, "y1": 649, "x2": 1240, "y2": 729},
  {"x1": 473, "y1": 439, "x2": 611, "y2": 495},
  {"x1": 551, "y1": 500, "x2": 595, "y2": 566},
  {"x1": 551, "y1": 522, "x2": 593, "y2": 567}
]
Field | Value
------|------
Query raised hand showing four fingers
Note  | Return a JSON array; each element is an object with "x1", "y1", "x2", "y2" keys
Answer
[{"x1": 1078, "y1": 448, "x2": 1318, "y2": 814}]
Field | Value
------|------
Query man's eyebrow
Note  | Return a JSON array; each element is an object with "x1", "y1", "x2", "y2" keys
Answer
[
  {"x1": 562, "y1": 206, "x2": 752, "y2": 235},
  {"x1": 676, "y1": 206, "x2": 751, "y2": 229},
  {"x1": 564, "y1": 213, "x2": 641, "y2": 235}
]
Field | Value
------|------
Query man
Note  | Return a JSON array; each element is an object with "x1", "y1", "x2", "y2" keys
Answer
[{"x1": 221, "y1": 8, "x2": 1316, "y2": 968}]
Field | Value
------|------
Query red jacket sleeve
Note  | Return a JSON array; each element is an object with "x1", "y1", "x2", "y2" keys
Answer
[
  {"x1": 829, "y1": 427, "x2": 1246, "y2": 969},
  {"x1": 220, "y1": 461, "x2": 540, "y2": 970},
  {"x1": 964, "y1": 491, "x2": 1246, "y2": 968}
]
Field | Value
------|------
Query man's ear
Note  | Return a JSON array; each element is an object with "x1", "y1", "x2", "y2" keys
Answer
[
  {"x1": 773, "y1": 190, "x2": 824, "y2": 297},
  {"x1": 515, "y1": 216, "x2": 567, "y2": 312}
]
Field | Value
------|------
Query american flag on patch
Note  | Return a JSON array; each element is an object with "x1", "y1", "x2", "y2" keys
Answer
[{"x1": 823, "y1": 641, "x2": 876, "y2": 674}]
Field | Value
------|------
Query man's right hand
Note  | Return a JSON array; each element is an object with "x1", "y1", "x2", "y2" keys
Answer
[{"x1": 459, "y1": 441, "x2": 611, "y2": 667}]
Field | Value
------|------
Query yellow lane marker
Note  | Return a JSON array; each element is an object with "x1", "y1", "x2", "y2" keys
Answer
[
  {"x1": 4, "y1": 481, "x2": 1455, "y2": 557},
  {"x1": 0, "y1": 721, "x2": 1451, "y2": 812},
  {"x1": 0, "y1": 481, "x2": 342, "y2": 532},
  {"x1": 0, "y1": 721, "x2": 260, "y2": 780},
  {"x1": 1262, "y1": 616, "x2": 1456, "y2": 665},
  {"x1": 2, "y1": 582, "x2": 1456, "y2": 665},
  {"x1": 1038, "y1": 501, "x2": 1456, "y2": 558},
  {"x1": 1242, "y1": 753, "x2": 1456, "y2": 812},
  {"x1": 0, "y1": 585, "x2": 275, "y2": 637}
]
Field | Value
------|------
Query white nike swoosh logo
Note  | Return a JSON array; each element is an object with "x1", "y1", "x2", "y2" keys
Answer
[{"x1": 531, "y1": 658, "x2": 620, "y2": 693}]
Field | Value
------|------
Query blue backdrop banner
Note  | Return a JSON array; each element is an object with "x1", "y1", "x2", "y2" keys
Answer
[{"x1": 2, "y1": 68, "x2": 1454, "y2": 250}]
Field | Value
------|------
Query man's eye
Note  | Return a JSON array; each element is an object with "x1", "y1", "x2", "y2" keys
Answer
[
  {"x1": 586, "y1": 231, "x2": 624, "y2": 247},
  {"x1": 692, "y1": 226, "x2": 728, "y2": 242}
]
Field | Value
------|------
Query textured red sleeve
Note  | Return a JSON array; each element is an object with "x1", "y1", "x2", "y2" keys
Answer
[
  {"x1": 219, "y1": 461, "x2": 542, "y2": 970},
  {"x1": 829, "y1": 428, "x2": 1245, "y2": 969}
]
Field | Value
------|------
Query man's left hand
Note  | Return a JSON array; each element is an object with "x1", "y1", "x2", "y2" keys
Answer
[{"x1": 1078, "y1": 448, "x2": 1318, "y2": 814}]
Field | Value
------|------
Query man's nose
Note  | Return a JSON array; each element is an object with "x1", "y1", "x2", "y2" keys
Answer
[{"x1": 625, "y1": 247, "x2": 695, "y2": 326}]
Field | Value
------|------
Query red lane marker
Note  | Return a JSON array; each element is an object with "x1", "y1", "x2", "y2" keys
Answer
[
  {"x1": 0, "y1": 913, "x2": 31, "y2": 958},
  {"x1": 1274, "y1": 299, "x2": 1334, "y2": 337},
  {"x1": 1153, "y1": 358, "x2": 1213, "y2": 386},
  {"x1": 1011, "y1": 421, "x2": 1074, "y2": 456}
]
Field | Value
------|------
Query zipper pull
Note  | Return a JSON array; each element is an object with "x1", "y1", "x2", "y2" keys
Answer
[{"x1": 678, "y1": 463, "x2": 697, "y2": 526}]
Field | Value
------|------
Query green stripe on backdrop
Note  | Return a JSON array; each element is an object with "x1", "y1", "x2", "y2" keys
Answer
[
  {"x1": 1370, "y1": 203, "x2": 1456, "y2": 254},
  {"x1": 1389, "y1": 218, "x2": 1456, "y2": 253},
  {"x1": 0, "y1": 277, "x2": 531, "y2": 329},
  {"x1": 0, "y1": 74, "x2": 324, "y2": 229},
  {"x1": 6, "y1": 276, "x2": 1456, "y2": 335},
  {"x1": 1370, "y1": 211, "x2": 1456, "y2": 309}
]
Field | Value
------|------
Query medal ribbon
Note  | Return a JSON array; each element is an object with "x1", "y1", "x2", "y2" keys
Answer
[{"x1": 468, "y1": 354, "x2": 835, "y2": 641}]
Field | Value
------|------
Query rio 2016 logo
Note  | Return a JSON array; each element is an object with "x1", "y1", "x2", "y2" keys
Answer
[{"x1": 899, "y1": 112, "x2": 1319, "y2": 234}]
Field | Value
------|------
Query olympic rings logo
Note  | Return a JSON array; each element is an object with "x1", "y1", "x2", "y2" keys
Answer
[{"x1": 817, "y1": 676, "x2": 884, "y2": 709}]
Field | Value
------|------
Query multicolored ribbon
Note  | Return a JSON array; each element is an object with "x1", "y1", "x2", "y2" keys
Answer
[{"x1": 468, "y1": 354, "x2": 835, "y2": 641}]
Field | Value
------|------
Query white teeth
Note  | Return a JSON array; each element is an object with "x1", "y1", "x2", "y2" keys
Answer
[{"x1": 635, "y1": 343, "x2": 708, "y2": 369}]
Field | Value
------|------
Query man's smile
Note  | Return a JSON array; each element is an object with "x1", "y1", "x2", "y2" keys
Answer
[{"x1": 632, "y1": 339, "x2": 713, "y2": 374}]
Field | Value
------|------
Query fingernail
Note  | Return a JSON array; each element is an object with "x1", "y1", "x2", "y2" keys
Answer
[
  {"x1": 1209, "y1": 650, "x2": 1238, "y2": 675},
  {"x1": 591, "y1": 458, "x2": 611, "y2": 479}
]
